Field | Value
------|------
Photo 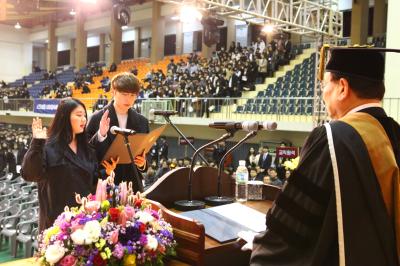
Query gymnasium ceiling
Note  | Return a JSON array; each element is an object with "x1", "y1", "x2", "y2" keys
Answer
[{"x1": 0, "y1": 0, "x2": 140, "y2": 28}]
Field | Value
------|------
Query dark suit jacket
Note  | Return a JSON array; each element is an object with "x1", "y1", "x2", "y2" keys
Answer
[
  {"x1": 258, "y1": 153, "x2": 272, "y2": 170},
  {"x1": 21, "y1": 138, "x2": 98, "y2": 232},
  {"x1": 86, "y1": 102, "x2": 149, "y2": 192},
  {"x1": 284, "y1": 40, "x2": 292, "y2": 59}
]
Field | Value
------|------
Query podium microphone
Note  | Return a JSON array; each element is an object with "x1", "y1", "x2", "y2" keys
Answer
[
  {"x1": 150, "y1": 108, "x2": 209, "y2": 166},
  {"x1": 148, "y1": 109, "x2": 178, "y2": 121},
  {"x1": 205, "y1": 121, "x2": 277, "y2": 206},
  {"x1": 174, "y1": 131, "x2": 236, "y2": 211},
  {"x1": 152, "y1": 110, "x2": 178, "y2": 116},
  {"x1": 110, "y1": 126, "x2": 136, "y2": 136},
  {"x1": 209, "y1": 121, "x2": 277, "y2": 131},
  {"x1": 259, "y1": 121, "x2": 278, "y2": 131}
]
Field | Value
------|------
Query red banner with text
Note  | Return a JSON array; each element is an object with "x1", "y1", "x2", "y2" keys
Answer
[{"x1": 276, "y1": 147, "x2": 298, "y2": 158}]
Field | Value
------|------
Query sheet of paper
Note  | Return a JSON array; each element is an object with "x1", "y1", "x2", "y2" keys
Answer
[{"x1": 207, "y1": 203, "x2": 266, "y2": 232}]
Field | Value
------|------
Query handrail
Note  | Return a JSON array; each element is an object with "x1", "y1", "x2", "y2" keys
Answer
[{"x1": 0, "y1": 97, "x2": 399, "y2": 123}]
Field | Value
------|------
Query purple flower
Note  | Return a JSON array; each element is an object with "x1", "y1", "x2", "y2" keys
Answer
[
  {"x1": 160, "y1": 229, "x2": 173, "y2": 239},
  {"x1": 125, "y1": 245, "x2": 134, "y2": 254},
  {"x1": 119, "y1": 225, "x2": 140, "y2": 245},
  {"x1": 74, "y1": 245, "x2": 86, "y2": 257},
  {"x1": 139, "y1": 234, "x2": 148, "y2": 246},
  {"x1": 78, "y1": 216, "x2": 92, "y2": 225},
  {"x1": 60, "y1": 221, "x2": 70, "y2": 231},
  {"x1": 112, "y1": 243, "x2": 124, "y2": 259}
]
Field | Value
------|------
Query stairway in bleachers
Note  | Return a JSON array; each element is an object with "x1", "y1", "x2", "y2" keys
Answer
[{"x1": 211, "y1": 47, "x2": 317, "y2": 122}]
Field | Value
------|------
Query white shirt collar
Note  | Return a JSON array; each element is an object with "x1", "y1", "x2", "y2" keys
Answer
[{"x1": 347, "y1": 102, "x2": 382, "y2": 115}]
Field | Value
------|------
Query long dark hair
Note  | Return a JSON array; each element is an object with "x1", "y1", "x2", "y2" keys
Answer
[{"x1": 47, "y1": 98, "x2": 91, "y2": 155}]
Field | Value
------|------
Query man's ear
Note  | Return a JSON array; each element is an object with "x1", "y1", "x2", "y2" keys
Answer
[{"x1": 338, "y1": 78, "x2": 350, "y2": 101}]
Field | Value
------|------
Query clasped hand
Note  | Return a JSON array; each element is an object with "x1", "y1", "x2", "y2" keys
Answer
[
  {"x1": 237, "y1": 230, "x2": 257, "y2": 251},
  {"x1": 101, "y1": 156, "x2": 120, "y2": 176}
]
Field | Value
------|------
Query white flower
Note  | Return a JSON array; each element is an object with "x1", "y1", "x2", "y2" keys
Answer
[
  {"x1": 71, "y1": 229, "x2": 87, "y2": 245},
  {"x1": 45, "y1": 243, "x2": 65, "y2": 264},
  {"x1": 145, "y1": 235, "x2": 158, "y2": 251},
  {"x1": 63, "y1": 212, "x2": 73, "y2": 223},
  {"x1": 83, "y1": 220, "x2": 101, "y2": 244},
  {"x1": 136, "y1": 211, "x2": 154, "y2": 224}
]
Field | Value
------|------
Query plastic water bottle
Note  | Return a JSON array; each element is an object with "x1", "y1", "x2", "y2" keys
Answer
[{"x1": 235, "y1": 160, "x2": 248, "y2": 202}]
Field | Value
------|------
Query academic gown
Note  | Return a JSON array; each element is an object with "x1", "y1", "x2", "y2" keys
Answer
[
  {"x1": 86, "y1": 102, "x2": 149, "y2": 192},
  {"x1": 21, "y1": 139, "x2": 98, "y2": 232},
  {"x1": 250, "y1": 107, "x2": 400, "y2": 266}
]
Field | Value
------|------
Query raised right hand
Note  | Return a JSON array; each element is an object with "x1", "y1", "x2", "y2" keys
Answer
[
  {"x1": 32, "y1": 117, "x2": 47, "y2": 139},
  {"x1": 99, "y1": 109, "x2": 110, "y2": 137}
]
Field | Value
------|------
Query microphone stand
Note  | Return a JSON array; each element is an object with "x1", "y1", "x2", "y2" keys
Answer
[
  {"x1": 122, "y1": 133, "x2": 144, "y2": 192},
  {"x1": 205, "y1": 130, "x2": 258, "y2": 206},
  {"x1": 174, "y1": 130, "x2": 236, "y2": 211},
  {"x1": 163, "y1": 115, "x2": 209, "y2": 166}
]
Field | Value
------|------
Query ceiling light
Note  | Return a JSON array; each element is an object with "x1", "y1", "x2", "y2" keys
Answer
[
  {"x1": 171, "y1": 10, "x2": 179, "y2": 20},
  {"x1": 69, "y1": 9, "x2": 76, "y2": 16},
  {"x1": 262, "y1": 24, "x2": 274, "y2": 33},
  {"x1": 180, "y1": 6, "x2": 202, "y2": 23},
  {"x1": 14, "y1": 22, "x2": 21, "y2": 29}
]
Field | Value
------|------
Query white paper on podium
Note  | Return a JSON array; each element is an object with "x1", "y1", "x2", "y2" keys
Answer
[{"x1": 207, "y1": 203, "x2": 266, "y2": 232}]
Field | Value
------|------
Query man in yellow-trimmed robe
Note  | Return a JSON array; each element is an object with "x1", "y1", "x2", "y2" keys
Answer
[{"x1": 249, "y1": 47, "x2": 400, "y2": 265}]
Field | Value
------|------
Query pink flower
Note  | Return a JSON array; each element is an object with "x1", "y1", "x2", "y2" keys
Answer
[
  {"x1": 124, "y1": 206, "x2": 135, "y2": 220},
  {"x1": 118, "y1": 210, "x2": 127, "y2": 227},
  {"x1": 119, "y1": 182, "x2": 128, "y2": 205},
  {"x1": 85, "y1": 201, "x2": 100, "y2": 214},
  {"x1": 95, "y1": 180, "x2": 107, "y2": 202},
  {"x1": 87, "y1": 194, "x2": 96, "y2": 201},
  {"x1": 70, "y1": 220, "x2": 84, "y2": 232},
  {"x1": 110, "y1": 230, "x2": 118, "y2": 244},
  {"x1": 58, "y1": 255, "x2": 77, "y2": 266}
]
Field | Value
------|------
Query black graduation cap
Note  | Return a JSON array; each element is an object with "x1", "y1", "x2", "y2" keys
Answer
[{"x1": 318, "y1": 45, "x2": 400, "y2": 81}]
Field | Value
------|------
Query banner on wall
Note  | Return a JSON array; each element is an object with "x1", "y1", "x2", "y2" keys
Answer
[
  {"x1": 178, "y1": 136, "x2": 194, "y2": 146},
  {"x1": 34, "y1": 99, "x2": 60, "y2": 114}
]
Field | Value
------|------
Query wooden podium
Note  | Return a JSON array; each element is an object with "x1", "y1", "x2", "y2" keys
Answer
[
  {"x1": 6, "y1": 167, "x2": 280, "y2": 266},
  {"x1": 143, "y1": 166, "x2": 280, "y2": 266}
]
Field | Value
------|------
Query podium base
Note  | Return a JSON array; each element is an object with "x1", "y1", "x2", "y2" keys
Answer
[
  {"x1": 204, "y1": 196, "x2": 235, "y2": 206},
  {"x1": 174, "y1": 200, "x2": 205, "y2": 211}
]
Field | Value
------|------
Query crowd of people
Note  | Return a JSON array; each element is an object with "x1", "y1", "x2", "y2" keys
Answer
[
  {"x1": 141, "y1": 138, "x2": 292, "y2": 189},
  {"x1": 0, "y1": 120, "x2": 292, "y2": 193},
  {"x1": 0, "y1": 124, "x2": 31, "y2": 179},
  {"x1": 0, "y1": 33, "x2": 296, "y2": 119},
  {"x1": 1, "y1": 80, "x2": 30, "y2": 100},
  {"x1": 74, "y1": 62, "x2": 105, "y2": 94},
  {"x1": 39, "y1": 81, "x2": 73, "y2": 99},
  {"x1": 135, "y1": 34, "x2": 293, "y2": 117}
]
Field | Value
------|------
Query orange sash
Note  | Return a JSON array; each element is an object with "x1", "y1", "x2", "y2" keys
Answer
[{"x1": 341, "y1": 112, "x2": 400, "y2": 262}]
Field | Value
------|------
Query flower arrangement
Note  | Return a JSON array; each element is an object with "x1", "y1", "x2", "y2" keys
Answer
[
  {"x1": 283, "y1": 156, "x2": 300, "y2": 171},
  {"x1": 37, "y1": 176, "x2": 176, "y2": 266}
]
